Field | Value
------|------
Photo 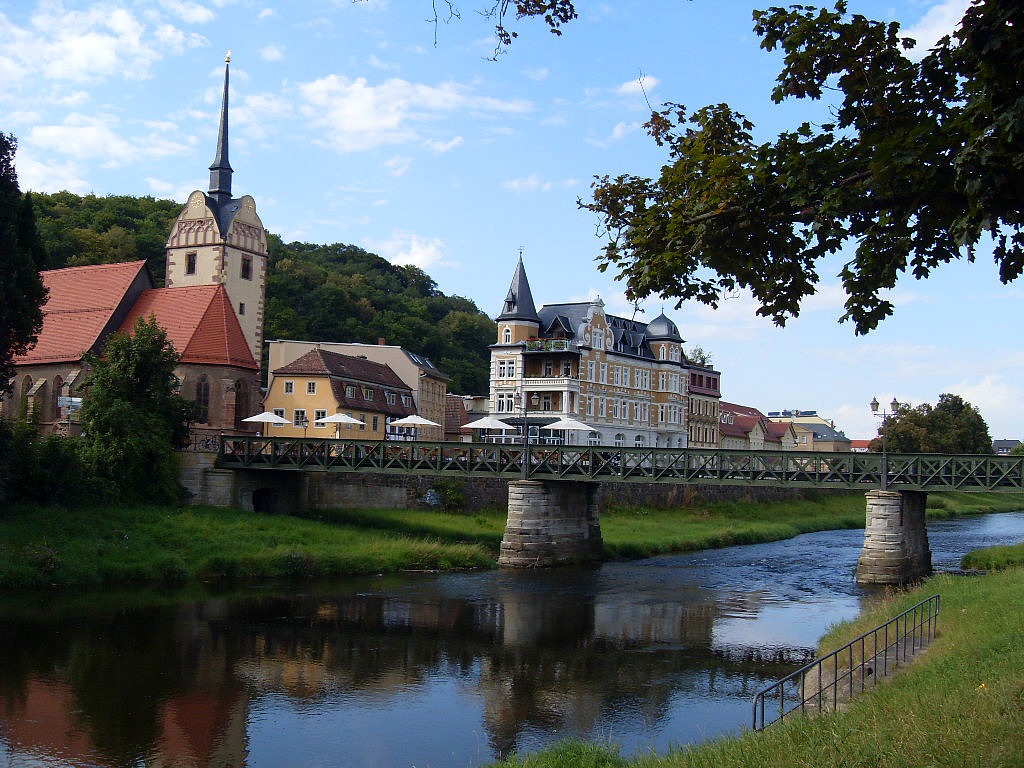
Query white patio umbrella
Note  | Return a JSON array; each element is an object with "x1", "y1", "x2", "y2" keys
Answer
[
  {"x1": 544, "y1": 418, "x2": 596, "y2": 432},
  {"x1": 315, "y1": 412, "x2": 364, "y2": 437},
  {"x1": 388, "y1": 415, "x2": 441, "y2": 427},
  {"x1": 462, "y1": 416, "x2": 514, "y2": 431},
  {"x1": 242, "y1": 411, "x2": 290, "y2": 425},
  {"x1": 315, "y1": 413, "x2": 363, "y2": 425}
]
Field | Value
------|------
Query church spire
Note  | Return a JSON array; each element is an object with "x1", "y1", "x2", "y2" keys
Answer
[{"x1": 208, "y1": 52, "x2": 233, "y2": 205}]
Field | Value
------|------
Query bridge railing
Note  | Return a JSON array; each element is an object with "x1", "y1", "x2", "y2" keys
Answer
[{"x1": 213, "y1": 436, "x2": 1024, "y2": 492}]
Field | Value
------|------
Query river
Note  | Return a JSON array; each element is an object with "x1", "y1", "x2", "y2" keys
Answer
[{"x1": 1, "y1": 511, "x2": 1022, "y2": 768}]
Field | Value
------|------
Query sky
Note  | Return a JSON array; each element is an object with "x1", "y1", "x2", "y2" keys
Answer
[{"x1": 3, "y1": 0, "x2": 1021, "y2": 442}]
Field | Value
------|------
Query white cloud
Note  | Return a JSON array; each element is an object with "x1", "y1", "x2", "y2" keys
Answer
[
  {"x1": 616, "y1": 74, "x2": 659, "y2": 96},
  {"x1": 155, "y1": 23, "x2": 208, "y2": 53},
  {"x1": 26, "y1": 113, "x2": 189, "y2": 167},
  {"x1": 257, "y1": 8, "x2": 275, "y2": 21},
  {"x1": 158, "y1": 0, "x2": 216, "y2": 24},
  {"x1": 950, "y1": 375, "x2": 1022, "y2": 437},
  {"x1": 423, "y1": 136, "x2": 463, "y2": 154},
  {"x1": 503, "y1": 175, "x2": 579, "y2": 192},
  {"x1": 383, "y1": 155, "x2": 411, "y2": 177},
  {"x1": 260, "y1": 44, "x2": 285, "y2": 62},
  {"x1": 297, "y1": 74, "x2": 530, "y2": 153},
  {"x1": 13, "y1": 151, "x2": 91, "y2": 194},
  {"x1": 610, "y1": 121, "x2": 641, "y2": 141},
  {"x1": 902, "y1": 0, "x2": 969, "y2": 60},
  {"x1": 523, "y1": 67, "x2": 549, "y2": 81},
  {"x1": 367, "y1": 231, "x2": 451, "y2": 271}
]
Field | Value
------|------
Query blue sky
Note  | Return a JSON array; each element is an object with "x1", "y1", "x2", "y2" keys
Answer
[{"x1": 3, "y1": 0, "x2": 1021, "y2": 441}]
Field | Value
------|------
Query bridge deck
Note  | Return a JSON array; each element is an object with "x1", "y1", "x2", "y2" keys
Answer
[{"x1": 212, "y1": 437, "x2": 1024, "y2": 493}]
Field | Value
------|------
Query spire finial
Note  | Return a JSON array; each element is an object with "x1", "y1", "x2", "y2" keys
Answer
[{"x1": 226, "y1": 50, "x2": 231, "y2": 63}]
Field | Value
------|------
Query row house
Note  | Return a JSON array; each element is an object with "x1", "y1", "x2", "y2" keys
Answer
[
  {"x1": 486, "y1": 258, "x2": 721, "y2": 448},
  {"x1": 267, "y1": 340, "x2": 449, "y2": 441},
  {"x1": 262, "y1": 348, "x2": 416, "y2": 440},
  {"x1": 720, "y1": 402, "x2": 797, "y2": 451}
]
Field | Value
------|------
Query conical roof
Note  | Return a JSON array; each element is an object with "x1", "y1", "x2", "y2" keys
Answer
[
  {"x1": 646, "y1": 311, "x2": 683, "y2": 342},
  {"x1": 496, "y1": 256, "x2": 540, "y2": 323}
]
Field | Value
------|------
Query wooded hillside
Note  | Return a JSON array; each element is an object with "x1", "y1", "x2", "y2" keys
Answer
[{"x1": 30, "y1": 192, "x2": 495, "y2": 393}]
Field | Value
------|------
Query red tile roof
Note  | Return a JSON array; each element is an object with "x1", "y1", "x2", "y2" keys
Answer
[
  {"x1": 275, "y1": 348, "x2": 414, "y2": 416},
  {"x1": 119, "y1": 285, "x2": 257, "y2": 369},
  {"x1": 17, "y1": 261, "x2": 150, "y2": 364}
]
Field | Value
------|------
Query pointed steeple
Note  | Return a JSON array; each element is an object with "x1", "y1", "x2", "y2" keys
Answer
[
  {"x1": 497, "y1": 255, "x2": 540, "y2": 322},
  {"x1": 208, "y1": 52, "x2": 233, "y2": 206}
]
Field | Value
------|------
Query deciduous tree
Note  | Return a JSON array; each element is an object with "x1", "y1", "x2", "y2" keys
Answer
[
  {"x1": 872, "y1": 394, "x2": 992, "y2": 454},
  {"x1": 583, "y1": 0, "x2": 1024, "y2": 334},
  {"x1": 78, "y1": 316, "x2": 195, "y2": 502}
]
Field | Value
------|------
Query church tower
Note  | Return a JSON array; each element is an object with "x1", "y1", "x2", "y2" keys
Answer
[{"x1": 165, "y1": 53, "x2": 268, "y2": 365}]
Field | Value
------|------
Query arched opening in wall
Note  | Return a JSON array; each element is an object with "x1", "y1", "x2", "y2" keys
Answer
[
  {"x1": 194, "y1": 375, "x2": 210, "y2": 424},
  {"x1": 233, "y1": 378, "x2": 250, "y2": 430},
  {"x1": 252, "y1": 486, "x2": 278, "y2": 513},
  {"x1": 19, "y1": 376, "x2": 33, "y2": 419},
  {"x1": 51, "y1": 375, "x2": 64, "y2": 423}
]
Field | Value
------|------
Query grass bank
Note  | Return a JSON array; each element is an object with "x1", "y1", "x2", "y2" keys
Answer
[
  {"x1": 1, "y1": 491, "x2": 1019, "y2": 589},
  {"x1": 490, "y1": 566, "x2": 1024, "y2": 768}
]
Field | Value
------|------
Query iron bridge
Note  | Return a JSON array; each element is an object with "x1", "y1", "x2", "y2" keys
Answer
[{"x1": 214, "y1": 436, "x2": 1024, "y2": 493}]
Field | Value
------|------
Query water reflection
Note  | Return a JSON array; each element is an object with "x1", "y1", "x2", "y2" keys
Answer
[{"x1": 2, "y1": 511, "x2": 1021, "y2": 768}]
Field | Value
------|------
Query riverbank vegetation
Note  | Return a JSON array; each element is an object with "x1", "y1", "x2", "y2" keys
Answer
[
  {"x1": 490, "y1": 565, "x2": 1024, "y2": 768},
  {"x1": 1, "y1": 491, "x2": 1020, "y2": 590}
]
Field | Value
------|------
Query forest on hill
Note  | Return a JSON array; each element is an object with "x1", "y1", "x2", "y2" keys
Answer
[{"x1": 29, "y1": 191, "x2": 496, "y2": 393}]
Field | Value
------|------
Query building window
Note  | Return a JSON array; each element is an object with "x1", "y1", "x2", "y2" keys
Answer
[
  {"x1": 306, "y1": 381, "x2": 317, "y2": 395},
  {"x1": 401, "y1": 395, "x2": 412, "y2": 407},
  {"x1": 614, "y1": 433, "x2": 624, "y2": 447},
  {"x1": 588, "y1": 431, "x2": 600, "y2": 446},
  {"x1": 587, "y1": 361, "x2": 595, "y2": 381},
  {"x1": 386, "y1": 392, "x2": 396, "y2": 405},
  {"x1": 543, "y1": 360, "x2": 554, "y2": 376},
  {"x1": 272, "y1": 408, "x2": 286, "y2": 426},
  {"x1": 194, "y1": 375, "x2": 210, "y2": 423},
  {"x1": 358, "y1": 415, "x2": 366, "y2": 430},
  {"x1": 238, "y1": 302, "x2": 246, "y2": 315},
  {"x1": 497, "y1": 359, "x2": 516, "y2": 379},
  {"x1": 363, "y1": 388, "x2": 373, "y2": 400},
  {"x1": 503, "y1": 327, "x2": 512, "y2": 344},
  {"x1": 372, "y1": 415, "x2": 379, "y2": 431},
  {"x1": 186, "y1": 251, "x2": 197, "y2": 275},
  {"x1": 599, "y1": 363, "x2": 608, "y2": 384},
  {"x1": 496, "y1": 391, "x2": 515, "y2": 413},
  {"x1": 634, "y1": 435, "x2": 645, "y2": 447},
  {"x1": 284, "y1": 381, "x2": 294, "y2": 394},
  {"x1": 345, "y1": 385, "x2": 356, "y2": 398},
  {"x1": 241, "y1": 255, "x2": 252, "y2": 280},
  {"x1": 293, "y1": 409, "x2": 307, "y2": 428},
  {"x1": 314, "y1": 409, "x2": 327, "y2": 427}
]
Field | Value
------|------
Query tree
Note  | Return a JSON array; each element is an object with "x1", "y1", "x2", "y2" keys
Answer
[
  {"x1": 687, "y1": 346, "x2": 714, "y2": 367},
  {"x1": 0, "y1": 133, "x2": 48, "y2": 396},
  {"x1": 78, "y1": 316, "x2": 195, "y2": 503},
  {"x1": 871, "y1": 394, "x2": 992, "y2": 454},
  {"x1": 583, "y1": 1, "x2": 1024, "y2": 334}
]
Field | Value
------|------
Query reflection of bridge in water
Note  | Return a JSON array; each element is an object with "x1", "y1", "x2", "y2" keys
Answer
[{"x1": 206, "y1": 437, "x2": 1024, "y2": 584}]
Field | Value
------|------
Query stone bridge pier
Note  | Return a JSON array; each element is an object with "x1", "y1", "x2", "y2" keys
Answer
[
  {"x1": 856, "y1": 490, "x2": 932, "y2": 584},
  {"x1": 499, "y1": 480, "x2": 604, "y2": 567}
]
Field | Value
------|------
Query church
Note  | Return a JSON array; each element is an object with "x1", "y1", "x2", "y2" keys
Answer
[{"x1": 2, "y1": 56, "x2": 267, "y2": 437}]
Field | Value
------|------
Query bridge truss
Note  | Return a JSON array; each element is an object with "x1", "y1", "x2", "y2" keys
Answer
[{"x1": 214, "y1": 436, "x2": 1024, "y2": 493}]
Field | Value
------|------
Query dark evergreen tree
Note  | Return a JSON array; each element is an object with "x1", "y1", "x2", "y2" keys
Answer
[{"x1": 0, "y1": 133, "x2": 47, "y2": 397}]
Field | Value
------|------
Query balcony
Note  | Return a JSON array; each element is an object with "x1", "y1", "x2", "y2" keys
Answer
[{"x1": 525, "y1": 338, "x2": 573, "y2": 352}]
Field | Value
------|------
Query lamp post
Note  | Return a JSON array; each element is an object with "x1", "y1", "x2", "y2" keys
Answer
[
  {"x1": 870, "y1": 396, "x2": 900, "y2": 491},
  {"x1": 514, "y1": 390, "x2": 540, "y2": 480}
]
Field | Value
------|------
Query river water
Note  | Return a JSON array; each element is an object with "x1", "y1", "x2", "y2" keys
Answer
[{"x1": 1, "y1": 511, "x2": 1022, "y2": 768}]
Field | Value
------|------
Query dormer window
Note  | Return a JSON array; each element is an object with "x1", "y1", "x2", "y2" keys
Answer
[{"x1": 503, "y1": 327, "x2": 512, "y2": 344}]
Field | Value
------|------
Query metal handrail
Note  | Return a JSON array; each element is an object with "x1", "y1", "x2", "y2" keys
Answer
[
  {"x1": 211, "y1": 436, "x2": 1024, "y2": 492},
  {"x1": 752, "y1": 594, "x2": 941, "y2": 730}
]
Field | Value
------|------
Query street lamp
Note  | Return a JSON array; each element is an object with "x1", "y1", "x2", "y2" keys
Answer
[
  {"x1": 514, "y1": 390, "x2": 540, "y2": 480},
  {"x1": 870, "y1": 397, "x2": 900, "y2": 491}
]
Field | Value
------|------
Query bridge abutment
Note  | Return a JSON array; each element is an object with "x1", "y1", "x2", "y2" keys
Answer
[
  {"x1": 499, "y1": 480, "x2": 604, "y2": 567},
  {"x1": 856, "y1": 490, "x2": 932, "y2": 584}
]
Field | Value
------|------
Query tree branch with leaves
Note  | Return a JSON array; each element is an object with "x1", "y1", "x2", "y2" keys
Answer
[{"x1": 582, "y1": 0, "x2": 1024, "y2": 334}]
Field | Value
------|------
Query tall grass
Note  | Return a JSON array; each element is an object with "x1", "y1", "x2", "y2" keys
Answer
[{"x1": 491, "y1": 568, "x2": 1024, "y2": 768}]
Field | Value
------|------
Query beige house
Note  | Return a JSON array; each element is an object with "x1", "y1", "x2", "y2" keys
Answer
[
  {"x1": 266, "y1": 340, "x2": 448, "y2": 441},
  {"x1": 262, "y1": 348, "x2": 415, "y2": 440},
  {"x1": 720, "y1": 402, "x2": 798, "y2": 451},
  {"x1": 488, "y1": 257, "x2": 720, "y2": 448}
]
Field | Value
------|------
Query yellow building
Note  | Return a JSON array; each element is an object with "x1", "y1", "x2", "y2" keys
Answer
[{"x1": 262, "y1": 348, "x2": 415, "y2": 440}]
